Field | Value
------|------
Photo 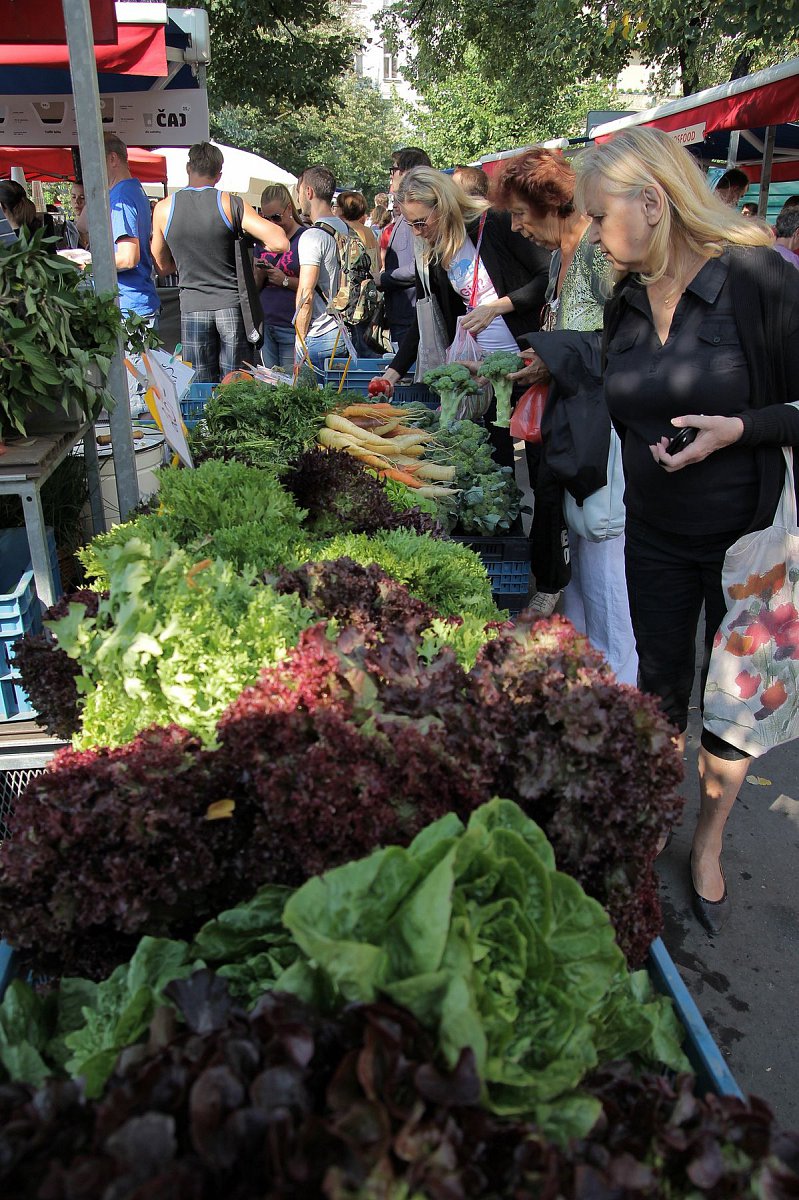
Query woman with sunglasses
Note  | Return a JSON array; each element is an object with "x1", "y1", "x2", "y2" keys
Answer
[
  {"x1": 372, "y1": 166, "x2": 549, "y2": 464},
  {"x1": 253, "y1": 183, "x2": 305, "y2": 371}
]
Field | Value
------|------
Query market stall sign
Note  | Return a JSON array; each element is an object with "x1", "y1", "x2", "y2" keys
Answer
[{"x1": 0, "y1": 89, "x2": 209, "y2": 147}]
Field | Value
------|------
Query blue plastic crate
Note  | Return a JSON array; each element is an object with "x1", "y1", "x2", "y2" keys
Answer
[
  {"x1": 393, "y1": 382, "x2": 438, "y2": 409},
  {"x1": 0, "y1": 672, "x2": 33, "y2": 721},
  {"x1": 649, "y1": 937, "x2": 744, "y2": 1100},
  {"x1": 485, "y1": 559, "x2": 530, "y2": 594},
  {"x1": 452, "y1": 535, "x2": 531, "y2": 564},
  {"x1": 323, "y1": 355, "x2": 393, "y2": 395},
  {"x1": 0, "y1": 619, "x2": 42, "y2": 675},
  {"x1": 0, "y1": 528, "x2": 60, "y2": 639},
  {"x1": 180, "y1": 381, "x2": 216, "y2": 426}
]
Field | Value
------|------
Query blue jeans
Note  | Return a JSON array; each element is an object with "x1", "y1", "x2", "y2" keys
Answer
[
  {"x1": 261, "y1": 323, "x2": 296, "y2": 370},
  {"x1": 304, "y1": 327, "x2": 341, "y2": 383}
]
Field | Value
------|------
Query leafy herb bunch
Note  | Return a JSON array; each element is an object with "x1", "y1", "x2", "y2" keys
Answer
[{"x1": 0, "y1": 228, "x2": 158, "y2": 436}]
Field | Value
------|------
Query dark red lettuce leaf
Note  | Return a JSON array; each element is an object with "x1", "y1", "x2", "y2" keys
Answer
[
  {"x1": 1, "y1": 982, "x2": 795, "y2": 1200},
  {"x1": 282, "y1": 447, "x2": 446, "y2": 538},
  {"x1": 12, "y1": 590, "x2": 104, "y2": 742}
]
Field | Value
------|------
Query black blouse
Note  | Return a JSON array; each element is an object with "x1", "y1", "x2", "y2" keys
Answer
[{"x1": 606, "y1": 254, "x2": 764, "y2": 534}]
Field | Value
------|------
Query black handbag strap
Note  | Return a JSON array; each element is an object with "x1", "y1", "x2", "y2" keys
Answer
[{"x1": 230, "y1": 193, "x2": 245, "y2": 240}]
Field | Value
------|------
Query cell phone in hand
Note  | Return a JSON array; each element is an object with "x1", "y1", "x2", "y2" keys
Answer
[{"x1": 665, "y1": 426, "x2": 699, "y2": 456}]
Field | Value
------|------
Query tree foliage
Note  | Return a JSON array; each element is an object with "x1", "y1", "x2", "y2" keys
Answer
[
  {"x1": 406, "y1": 50, "x2": 620, "y2": 165},
  {"x1": 385, "y1": 0, "x2": 798, "y2": 102},
  {"x1": 198, "y1": 0, "x2": 357, "y2": 110},
  {"x1": 210, "y1": 75, "x2": 407, "y2": 200}
]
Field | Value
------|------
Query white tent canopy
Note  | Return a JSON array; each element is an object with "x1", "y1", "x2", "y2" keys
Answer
[{"x1": 152, "y1": 141, "x2": 296, "y2": 206}]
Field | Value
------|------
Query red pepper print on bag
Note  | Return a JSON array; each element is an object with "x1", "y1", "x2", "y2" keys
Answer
[
  {"x1": 735, "y1": 670, "x2": 760, "y2": 699},
  {"x1": 725, "y1": 602, "x2": 799, "y2": 658},
  {"x1": 755, "y1": 680, "x2": 789, "y2": 721},
  {"x1": 727, "y1": 562, "x2": 786, "y2": 601}
]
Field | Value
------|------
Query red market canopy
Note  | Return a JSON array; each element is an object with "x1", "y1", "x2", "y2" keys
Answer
[
  {"x1": 591, "y1": 58, "x2": 799, "y2": 184},
  {"x1": 0, "y1": 20, "x2": 166, "y2": 77},
  {"x1": 0, "y1": 0, "x2": 117, "y2": 43},
  {"x1": 0, "y1": 144, "x2": 167, "y2": 183}
]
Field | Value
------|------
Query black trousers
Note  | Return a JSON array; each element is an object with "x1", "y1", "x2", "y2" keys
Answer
[
  {"x1": 624, "y1": 516, "x2": 749, "y2": 761},
  {"x1": 526, "y1": 446, "x2": 570, "y2": 593}
]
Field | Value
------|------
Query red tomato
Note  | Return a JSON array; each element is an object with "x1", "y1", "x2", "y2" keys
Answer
[{"x1": 368, "y1": 378, "x2": 389, "y2": 396}]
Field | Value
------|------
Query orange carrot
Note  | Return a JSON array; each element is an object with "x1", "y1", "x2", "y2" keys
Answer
[{"x1": 378, "y1": 467, "x2": 424, "y2": 488}]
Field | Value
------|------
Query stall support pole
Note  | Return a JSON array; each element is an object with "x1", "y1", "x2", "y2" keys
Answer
[
  {"x1": 61, "y1": 0, "x2": 140, "y2": 519},
  {"x1": 758, "y1": 125, "x2": 776, "y2": 218},
  {"x1": 726, "y1": 131, "x2": 740, "y2": 168}
]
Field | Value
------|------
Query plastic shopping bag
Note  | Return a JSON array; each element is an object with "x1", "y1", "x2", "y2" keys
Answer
[
  {"x1": 446, "y1": 316, "x2": 491, "y2": 420},
  {"x1": 704, "y1": 446, "x2": 799, "y2": 757},
  {"x1": 509, "y1": 383, "x2": 548, "y2": 443}
]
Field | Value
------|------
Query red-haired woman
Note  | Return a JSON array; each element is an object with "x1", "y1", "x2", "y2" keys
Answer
[{"x1": 494, "y1": 147, "x2": 637, "y2": 684}]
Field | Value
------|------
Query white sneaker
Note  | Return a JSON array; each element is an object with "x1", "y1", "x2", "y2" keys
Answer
[{"x1": 526, "y1": 591, "x2": 560, "y2": 617}]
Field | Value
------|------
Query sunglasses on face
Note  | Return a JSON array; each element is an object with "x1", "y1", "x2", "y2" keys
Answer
[
  {"x1": 264, "y1": 212, "x2": 283, "y2": 223},
  {"x1": 388, "y1": 166, "x2": 400, "y2": 175},
  {"x1": 406, "y1": 208, "x2": 436, "y2": 231}
]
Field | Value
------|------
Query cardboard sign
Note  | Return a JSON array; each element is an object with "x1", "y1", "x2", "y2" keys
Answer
[{"x1": 140, "y1": 350, "x2": 194, "y2": 468}]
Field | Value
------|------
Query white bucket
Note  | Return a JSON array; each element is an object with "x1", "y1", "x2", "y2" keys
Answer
[{"x1": 77, "y1": 427, "x2": 167, "y2": 532}]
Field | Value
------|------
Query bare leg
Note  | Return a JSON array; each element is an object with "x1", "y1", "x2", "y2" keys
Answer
[{"x1": 690, "y1": 746, "x2": 751, "y2": 901}]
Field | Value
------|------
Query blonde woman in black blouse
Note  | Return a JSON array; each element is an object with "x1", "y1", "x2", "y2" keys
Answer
[{"x1": 571, "y1": 129, "x2": 799, "y2": 934}]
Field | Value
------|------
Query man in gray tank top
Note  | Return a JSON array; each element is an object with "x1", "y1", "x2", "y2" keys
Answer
[{"x1": 151, "y1": 143, "x2": 288, "y2": 382}]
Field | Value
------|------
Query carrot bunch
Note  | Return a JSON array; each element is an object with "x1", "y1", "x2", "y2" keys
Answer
[{"x1": 316, "y1": 403, "x2": 458, "y2": 500}]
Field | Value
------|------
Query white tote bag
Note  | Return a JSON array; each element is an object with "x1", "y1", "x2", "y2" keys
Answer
[
  {"x1": 562, "y1": 429, "x2": 626, "y2": 542},
  {"x1": 704, "y1": 446, "x2": 799, "y2": 757}
]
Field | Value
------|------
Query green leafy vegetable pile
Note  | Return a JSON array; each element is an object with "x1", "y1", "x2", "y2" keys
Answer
[
  {"x1": 431, "y1": 418, "x2": 522, "y2": 535},
  {"x1": 1, "y1": 977, "x2": 792, "y2": 1200},
  {"x1": 188, "y1": 378, "x2": 343, "y2": 468},
  {"x1": 312, "y1": 527, "x2": 499, "y2": 620},
  {"x1": 0, "y1": 800, "x2": 685, "y2": 1140},
  {"x1": 51, "y1": 534, "x2": 313, "y2": 749}
]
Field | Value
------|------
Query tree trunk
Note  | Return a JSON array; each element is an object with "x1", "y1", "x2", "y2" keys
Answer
[{"x1": 678, "y1": 45, "x2": 700, "y2": 97}]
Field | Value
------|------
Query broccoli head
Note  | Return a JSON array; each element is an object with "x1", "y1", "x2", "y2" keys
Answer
[
  {"x1": 479, "y1": 351, "x2": 524, "y2": 429},
  {"x1": 424, "y1": 363, "x2": 479, "y2": 428}
]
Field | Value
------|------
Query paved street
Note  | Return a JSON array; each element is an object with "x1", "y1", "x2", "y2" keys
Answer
[{"x1": 655, "y1": 645, "x2": 799, "y2": 1129}]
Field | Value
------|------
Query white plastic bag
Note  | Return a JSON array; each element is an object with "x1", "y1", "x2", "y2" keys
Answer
[{"x1": 446, "y1": 316, "x2": 491, "y2": 420}]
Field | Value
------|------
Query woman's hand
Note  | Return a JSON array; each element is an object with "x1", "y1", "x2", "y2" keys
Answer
[
  {"x1": 460, "y1": 304, "x2": 498, "y2": 335},
  {"x1": 650, "y1": 414, "x2": 745, "y2": 471},
  {"x1": 369, "y1": 368, "x2": 401, "y2": 398},
  {"x1": 508, "y1": 349, "x2": 551, "y2": 388}
]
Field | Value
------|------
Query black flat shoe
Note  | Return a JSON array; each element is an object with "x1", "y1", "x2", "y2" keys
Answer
[{"x1": 690, "y1": 854, "x2": 731, "y2": 936}]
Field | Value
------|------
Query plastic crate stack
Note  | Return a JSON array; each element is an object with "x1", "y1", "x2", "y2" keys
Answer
[
  {"x1": 0, "y1": 528, "x2": 61, "y2": 721},
  {"x1": 322, "y1": 357, "x2": 438, "y2": 408},
  {"x1": 452, "y1": 535, "x2": 532, "y2": 616}
]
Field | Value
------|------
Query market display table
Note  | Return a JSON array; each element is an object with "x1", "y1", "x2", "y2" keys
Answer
[{"x1": 0, "y1": 425, "x2": 103, "y2": 608}]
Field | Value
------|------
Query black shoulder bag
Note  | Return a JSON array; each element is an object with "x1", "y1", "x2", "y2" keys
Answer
[{"x1": 230, "y1": 195, "x2": 264, "y2": 346}]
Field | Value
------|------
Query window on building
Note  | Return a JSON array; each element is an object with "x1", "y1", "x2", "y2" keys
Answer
[{"x1": 383, "y1": 51, "x2": 399, "y2": 80}]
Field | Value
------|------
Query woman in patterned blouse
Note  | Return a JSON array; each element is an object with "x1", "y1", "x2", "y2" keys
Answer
[{"x1": 495, "y1": 148, "x2": 638, "y2": 686}]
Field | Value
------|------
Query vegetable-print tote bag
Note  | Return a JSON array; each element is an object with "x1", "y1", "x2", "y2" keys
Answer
[{"x1": 704, "y1": 446, "x2": 799, "y2": 757}]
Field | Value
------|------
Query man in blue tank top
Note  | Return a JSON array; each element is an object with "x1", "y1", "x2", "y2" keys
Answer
[
  {"x1": 99, "y1": 133, "x2": 160, "y2": 323},
  {"x1": 151, "y1": 142, "x2": 287, "y2": 382}
]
